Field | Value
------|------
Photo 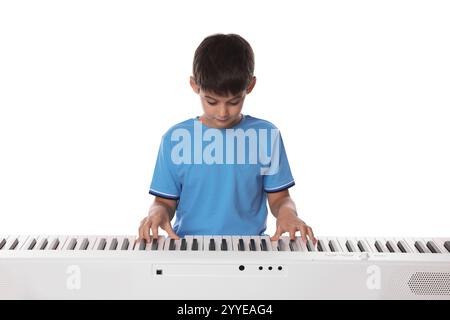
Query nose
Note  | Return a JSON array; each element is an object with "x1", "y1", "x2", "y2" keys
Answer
[{"x1": 218, "y1": 105, "x2": 229, "y2": 118}]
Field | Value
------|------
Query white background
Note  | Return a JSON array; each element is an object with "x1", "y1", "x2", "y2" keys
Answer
[{"x1": 0, "y1": 0, "x2": 449, "y2": 239}]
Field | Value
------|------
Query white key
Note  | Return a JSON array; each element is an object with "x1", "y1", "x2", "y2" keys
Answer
[
  {"x1": 22, "y1": 235, "x2": 40, "y2": 250},
  {"x1": 365, "y1": 237, "x2": 379, "y2": 253},
  {"x1": 336, "y1": 237, "x2": 353, "y2": 253},
  {"x1": 404, "y1": 237, "x2": 421, "y2": 254},
  {"x1": 277, "y1": 236, "x2": 293, "y2": 251},
  {"x1": 294, "y1": 236, "x2": 307, "y2": 252},
  {"x1": 433, "y1": 237, "x2": 450, "y2": 254},
  {"x1": 73, "y1": 236, "x2": 97, "y2": 250},
  {"x1": 9, "y1": 235, "x2": 29, "y2": 250}
]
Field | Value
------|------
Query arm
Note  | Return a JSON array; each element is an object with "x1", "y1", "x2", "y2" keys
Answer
[
  {"x1": 267, "y1": 189, "x2": 316, "y2": 243},
  {"x1": 138, "y1": 196, "x2": 180, "y2": 241}
]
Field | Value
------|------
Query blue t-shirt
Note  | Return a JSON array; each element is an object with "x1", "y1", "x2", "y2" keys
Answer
[{"x1": 149, "y1": 114, "x2": 295, "y2": 237}]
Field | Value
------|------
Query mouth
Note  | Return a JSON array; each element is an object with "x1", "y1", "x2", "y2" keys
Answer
[{"x1": 215, "y1": 118, "x2": 230, "y2": 122}]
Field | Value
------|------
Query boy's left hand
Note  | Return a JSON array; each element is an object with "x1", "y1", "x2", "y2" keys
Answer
[{"x1": 270, "y1": 209, "x2": 317, "y2": 244}]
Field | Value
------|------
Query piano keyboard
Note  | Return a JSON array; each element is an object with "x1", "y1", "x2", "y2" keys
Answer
[
  {"x1": 1, "y1": 235, "x2": 449, "y2": 300},
  {"x1": 1, "y1": 234, "x2": 450, "y2": 253}
]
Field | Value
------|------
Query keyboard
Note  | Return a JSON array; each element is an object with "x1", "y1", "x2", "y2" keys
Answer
[{"x1": 1, "y1": 234, "x2": 449, "y2": 299}]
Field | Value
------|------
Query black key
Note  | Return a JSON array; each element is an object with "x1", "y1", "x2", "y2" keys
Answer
[
  {"x1": 397, "y1": 241, "x2": 408, "y2": 253},
  {"x1": 109, "y1": 238, "x2": 118, "y2": 250},
  {"x1": 386, "y1": 241, "x2": 395, "y2": 253},
  {"x1": 238, "y1": 239, "x2": 245, "y2": 251},
  {"x1": 329, "y1": 240, "x2": 337, "y2": 252},
  {"x1": 0, "y1": 238, "x2": 6, "y2": 250},
  {"x1": 97, "y1": 238, "x2": 106, "y2": 250},
  {"x1": 345, "y1": 240, "x2": 356, "y2": 252},
  {"x1": 139, "y1": 239, "x2": 146, "y2": 250},
  {"x1": 169, "y1": 239, "x2": 176, "y2": 250},
  {"x1": 28, "y1": 238, "x2": 37, "y2": 250},
  {"x1": 67, "y1": 238, "x2": 77, "y2": 250},
  {"x1": 260, "y1": 239, "x2": 268, "y2": 251},
  {"x1": 415, "y1": 241, "x2": 426, "y2": 253},
  {"x1": 39, "y1": 238, "x2": 48, "y2": 250},
  {"x1": 444, "y1": 241, "x2": 450, "y2": 253},
  {"x1": 180, "y1": 238, "x2": 187, "y2": 251},
  {"x1": 375, "y1": 241, "x2": 384, "y2": 253},
  {"x1": 209, "y1": 239, "x2": 215, "y2": 251},
  {"x1": 151, "y1": 238, "x2": 158, "y2": 250},
  {"x1": 249, "y1": 239, "x2": 256, "y2": 251},
  {"x1": 121, "y1": 238, "x2": 129, "y2": 250},
  {"x1": 9, "y1": 238, "x2": 19, "y2": 250},
  {"x1": 192, "y1": 238, "x2": 199, "y2": 251},
  {"x1": 306, "y1": 240, "x2": 315, "y2": 252},
  {"x1": 221, "y1": 239, "x2": 228, "y2": 251},
  {"x1": 277, "y1": 239, "x2": 284, "y2": 251},
  {"x1": 289, "y1": 240, "x2": 296, "y2": 251},
  {"x1": 426, "y1": 241, "x2": 441, "y2": 254},
  {"x1": 50, "y1": 238, "x2": 60, "y2": 250},
  {"x1": 317, "y1": 240, "x2": 325, "y2": 252},
  {"x1": 80, "y1": 238, "x2": 89, "y2": 250},
  {"x1": 357, "y1": 241, "x2": 367, "y2": 252}
]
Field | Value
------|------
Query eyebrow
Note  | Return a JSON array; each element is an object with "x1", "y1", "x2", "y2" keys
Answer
[{"x1": 204, "y1": 95, "x2": 243, "y2": 102}]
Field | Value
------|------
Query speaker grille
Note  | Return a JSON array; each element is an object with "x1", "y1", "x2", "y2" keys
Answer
[{"x1": 408, "y1": 272, "x2": 450, "y2": 296}]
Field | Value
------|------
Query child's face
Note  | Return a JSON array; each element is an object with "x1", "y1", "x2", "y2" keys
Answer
[{"x1": 190, "y1": 76, "x2": 256, "y2": 129}]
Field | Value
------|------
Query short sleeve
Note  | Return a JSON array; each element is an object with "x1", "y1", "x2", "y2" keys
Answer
[
  {"x1": 149, "y1": 135, "x2": 181, "y2": 199},
  {"x1": 262, "y1": 132, "x2": 295, "y2": 193}
]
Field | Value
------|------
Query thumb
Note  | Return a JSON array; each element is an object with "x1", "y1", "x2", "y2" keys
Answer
[
  {"x1": 270, "y1": 226, "x2": 283, "y2": 241},
  {"x1": 163, "y1": 222, "x2": 180, "y2": 240}
]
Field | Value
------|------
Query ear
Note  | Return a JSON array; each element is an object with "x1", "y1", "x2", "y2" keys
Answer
[
  {"x1": 190, "y1": 76, "x2": 200, "y2": 94},
  {"x1": 246, "y1": 76, "x2": 257, "y2": 94}
]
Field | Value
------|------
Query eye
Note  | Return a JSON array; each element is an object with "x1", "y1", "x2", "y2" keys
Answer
[
  {"x1": 229, "y1": 101, "x2": 240, "y2": 106},
  {"x1": 207, "y1": 101, "x2": 217, "y2": 106}
]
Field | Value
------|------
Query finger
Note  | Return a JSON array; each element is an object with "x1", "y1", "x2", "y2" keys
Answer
[
  {"x1": 151, "y1": 225, "x2": 159, "y2": 239},
  {"x1": 144, "y1": 222, "x2": 152, "y2": 242},
  {"x1": 270, "y1": 226, "x2": 283, "y2": 241},
  {"x1": 307, "y1": 227, "x2": 317, "y2": 244},
  {"x1": 163, "y1": 222, "x2": 180, "y2": 240},
  {"x1": 299, "y1": 225, "x2": 308, "y2": 242},
  {"x1": 289, "y1": 229, "x2": 296, "y2": 240}
]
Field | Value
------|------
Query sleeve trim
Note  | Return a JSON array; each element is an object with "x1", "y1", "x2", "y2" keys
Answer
[
  {"x1": 264, "y1": 180, "x2": 295, "y2": 193},
  {"x1": 149, "y1": 188, "x2": 180, "y2": 200}
]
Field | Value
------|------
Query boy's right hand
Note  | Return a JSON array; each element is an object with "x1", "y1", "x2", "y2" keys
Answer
[{"x1": 138, "y1": 209, "x2": 180, "y2": 242}]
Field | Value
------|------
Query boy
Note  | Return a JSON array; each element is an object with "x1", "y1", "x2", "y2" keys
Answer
[{"x1": 138, "y1": 33, "x2": 316, "y2": 244}]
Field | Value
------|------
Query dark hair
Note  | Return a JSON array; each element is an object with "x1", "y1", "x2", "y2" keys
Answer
[{"x1": 192, "y1": 33, "x2": 255, "y2": 97}]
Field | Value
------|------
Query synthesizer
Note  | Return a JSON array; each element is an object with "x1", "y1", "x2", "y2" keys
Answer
[{"x1": 0, "y1": 234, "x2": 449, "y2": 300}]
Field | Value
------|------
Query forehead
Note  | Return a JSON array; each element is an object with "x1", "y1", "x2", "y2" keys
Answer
[{"x1": 200, "y1": 90, "x2": 245, "y2": 100}]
